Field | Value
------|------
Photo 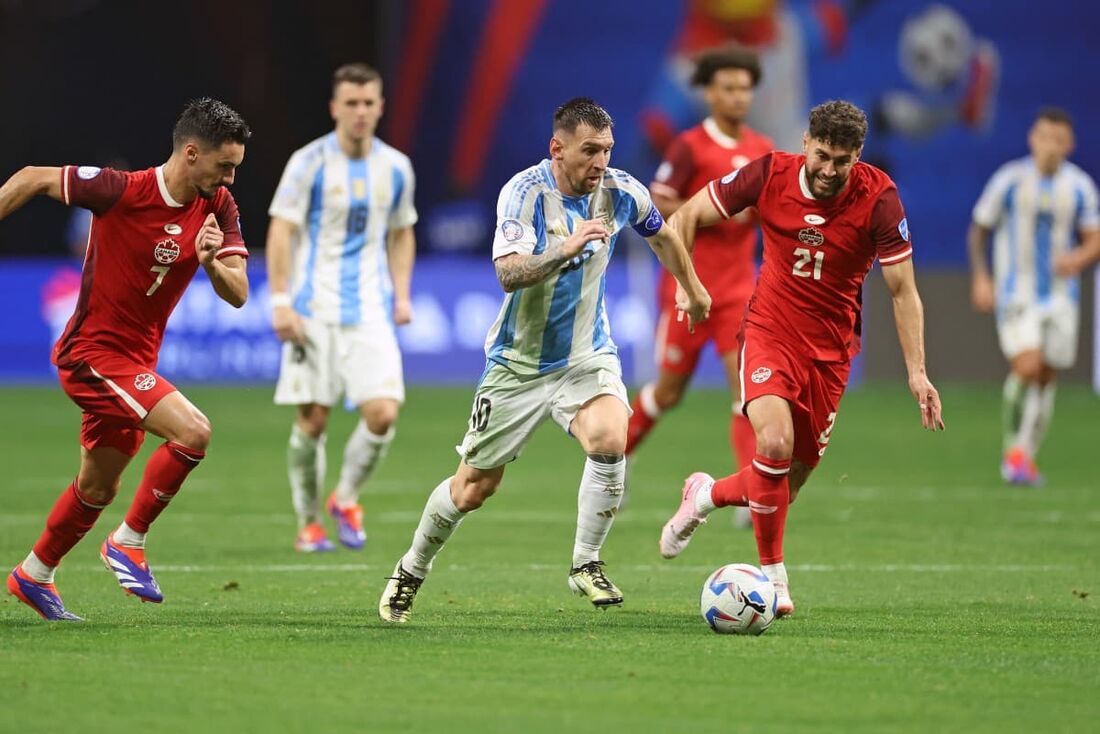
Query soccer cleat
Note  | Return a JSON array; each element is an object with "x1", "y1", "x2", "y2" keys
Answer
[
  {"x1": 1001, "y1": 448, "x2": 1044, "y2": 488},
  {"x1": 6, "y1": 566, "x2": 83, "y2": 621},
  {"x1": 294, "y1": 522, "x2": 336, "y2": 553},
  {"x1": 100, "y1": 536, "x2": 163, "y2": 603},
  {"x1": 772, "y1": 580, "x2": 795, "y2": 617},
  {"x1": 378, "y1": 562, "x2": 424, "y2": 624},
  {"x1": 567, "y1": 560, "x2": 623, "y2": 608},
  {"x1": 659, "y1": 472, "x2": 713, "y2": 559},
  {"x1": 326, "y1": 493, "x2": 366, "y2": 550}
]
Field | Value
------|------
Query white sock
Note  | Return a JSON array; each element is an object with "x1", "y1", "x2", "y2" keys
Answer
[
  {"x1": 1016, "y1": 385, "x2": 1044, "y2": 457},
  {"x1": 288, "y1": 424, "x2": 325, "y2": 528},
  {"x1": 572, "y1": 455, "x2": 626, "y2": 567},
  {"x1": 694, "y1": 478, "x2": 717, "y2": 516},
  {"x1": 400, "y1": 477, "x2": 467, "y2": 578},
  {"x1": 1032, "y1": 382, "x2": 1056, "y2": 457},
  {"x1": 21, "y1": 551, "x2": 55, "y2": 584},
  {"x1": 1002, "y1": 373, "x2": 1025, "y2": 451},
  {"x1": 112, "y1": 521, "x2": 146, "y2": 549},
  {"x1": 334, "y1": 422, "x2": 394, "y2": 506},
  {"x1": 762, "y1": 562, "x2": 788, "y2": 587},
  {"x1": 639, "y1": 383, "x2": 663, "y2": 418}
]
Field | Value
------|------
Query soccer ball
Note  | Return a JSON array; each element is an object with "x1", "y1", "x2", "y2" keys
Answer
[{"x1": 700, "y1": 563, "x2": 777, "y2": 635}]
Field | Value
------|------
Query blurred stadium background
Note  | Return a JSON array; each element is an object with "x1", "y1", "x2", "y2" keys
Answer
[{"x1": 1, "y1": 0, "x2": 1097, "y2": 388}]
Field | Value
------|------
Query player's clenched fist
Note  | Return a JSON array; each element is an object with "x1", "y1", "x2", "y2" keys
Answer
[{"x1": 196, "y1": 213, "x2": 224, "y2": 266}]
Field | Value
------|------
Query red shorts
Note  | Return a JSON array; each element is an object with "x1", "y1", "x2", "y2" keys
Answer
[
  {"x1": 656, "y1": 299, "x2": 748, "y2": 375},
  {"x1": 738, "y1": 327, "x2": 850, "y2": 468},
  {"x1": 57, "y1": 352, "x2": 178, "y2": 456}
]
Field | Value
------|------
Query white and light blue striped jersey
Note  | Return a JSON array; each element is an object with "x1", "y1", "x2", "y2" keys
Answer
[
  {"x1": 973, "y1": 157, "x2": 1099, "y2": 308},
  {"x1": 269, "y1": 132, "x2": 417, "y2": 326},
  {"x1": 484, "y1": 159, "x2": 665, "y2": 375}
]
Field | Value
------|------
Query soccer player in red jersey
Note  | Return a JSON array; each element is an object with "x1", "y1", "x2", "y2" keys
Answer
[
  {"x1": 0, "y1": 98, "x2": 251, "y2": 620},
  {"x1": 658, "y1": 100, "x2": 945, "y2": 616},
  {"x1": 627, "y1": 45, "x2": 773, "y2": 482}
]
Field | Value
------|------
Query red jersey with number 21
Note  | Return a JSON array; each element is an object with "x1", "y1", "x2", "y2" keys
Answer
[
  {"x1": 706, "y1": 151, "x2": 912, "y2": 361},
  {"x1": 52, "y1": 165, "x2": 247, "y2": 368}
]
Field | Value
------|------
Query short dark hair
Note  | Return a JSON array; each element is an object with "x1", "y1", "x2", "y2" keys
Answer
[
  {"x1": 172, "y1": 98, "x2": 251, "y2": 150},
  {"x1": 553, "y1": 97, "x2": 614, "y2": 135},
  {"x1": 333, "y1": 62, "x2": 382, "y2": 95},
  {"x1": 807, "y1": 100, "x2": 868, "y2": 151},
  {"x1": 690, "y1": 44, "x2": 762, "y2": 87},
  {"x1": 1036, "y1": 106, "x2": 1073, "y2": 129}
]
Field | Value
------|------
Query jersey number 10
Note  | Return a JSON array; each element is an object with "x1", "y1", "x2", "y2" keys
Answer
[{"x1": 792, "y1": 248, "x2": 824, "y2": 280}]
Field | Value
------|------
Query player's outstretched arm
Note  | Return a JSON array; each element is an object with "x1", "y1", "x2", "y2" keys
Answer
[
  {"x1": 387, "y1": 226, "x2": 416, "y2": 325},
  {"x1": 667, "y1": 186, "x2": 726, "y2": 255},
  {"x1": 882, "y1": 259, "x2": 945, "y2": 432},
  {"x1": 967, "y1": 222, "x2": 995, "y2": 313},
  {"x1": 645, "y1": 223, "x2": 711, "y2": 330},
  {"x1": 0, "y1": 167, "x2": 64, "y2": 220},
  {"x1": 494, "y1": 219, "x2": 608, "y2": 292},
  {"x1": 197, "y1": 213, "x2": 248, "y2": 308}
]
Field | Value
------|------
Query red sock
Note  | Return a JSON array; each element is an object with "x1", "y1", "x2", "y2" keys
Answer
[
  {"x1": 124, "y1": 442, "x2": 205, "y2": 533},
  {"x1": 625, "y1": 387, "x2": 660, "y2": 455},
  {"x1": 32, "y1": 481, "x2": 110, "y2": 567},
  {"x1": 730, "y1": 412, "x2": 755, "y2": 470},
  {"x1": 745, "y1": 454, "x2": 791, "y2": 565},
  {"x1": 711, "y1": 469, "x2": 750, "y2": 507}
]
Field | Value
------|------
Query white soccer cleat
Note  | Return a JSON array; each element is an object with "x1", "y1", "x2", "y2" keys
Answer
[
  {"x1": 378, "y1": 561, "x2": 424, "y2": 624},
  {"x1": 772, "y1": 580, "x2": 795, "y2": 617},
  {"x1": 659, "y1": 472, "x2": 713, "y2": 559}
]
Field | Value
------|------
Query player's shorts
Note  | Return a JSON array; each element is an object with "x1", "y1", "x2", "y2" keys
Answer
[
  {"x1": 739, "y1": 327, "x2": 850, "y2": 469},
  {"x1": 996, "y1": 299, "x2": 1078, "y2": 369},
  {"x1": 655, "y1": 298, "x2": 748, "y2": 375},
  {"x1": 274, "y1": 318, "x2": 405, "y2": 407},
  {"x1": 456, "y1": 352, "x2": 631, "y2": 470},
  {"x1": 57, "y1": 352, "x2": 179, "y2": 457}
]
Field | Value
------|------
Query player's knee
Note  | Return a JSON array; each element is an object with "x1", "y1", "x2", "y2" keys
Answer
[
  {"x1": 754, "y1": 428, "x2": 793, "y2": 460},
  {"x1": 363, "y1": 404, "x2": 399, "y2": 435},
  {"x1": 452, "y1": 473, "x2": 499, "y2": 511},
  {"x1": 585, "y1": 425, "x2": 627, "y2": 456},
  {"x1": 76, "y1": 473, "x2": 120, "y2": 505},
  {"x1": 652, "y1": 383, "x2": 684, "y2": 410},
  {"x1": 1013, "y1": 353, "x2": 1044, "y2": 383},
  {"x1": 176, "y1": 414, "x2": 212, "y2": 451}
]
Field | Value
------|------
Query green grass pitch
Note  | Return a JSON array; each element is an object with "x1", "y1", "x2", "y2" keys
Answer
[{"x1": 1, "y1": 382, "x2": 1097, "y2": 733}]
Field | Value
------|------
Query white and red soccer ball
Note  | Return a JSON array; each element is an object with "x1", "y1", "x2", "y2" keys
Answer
[{"x1": 700, "y1": 563, "x2": 777, "y2": 635}]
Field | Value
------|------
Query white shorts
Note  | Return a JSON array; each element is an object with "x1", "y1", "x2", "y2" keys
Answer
[
  {"x1": 456, "y1": 352, "x2": 631, "y2": 470},
  {"x1": 997, "y1": 300, "x2": 1079, "y2": 369},
  {"x1": 274, "y1": 318, "x2": 405, "y2": 407}
]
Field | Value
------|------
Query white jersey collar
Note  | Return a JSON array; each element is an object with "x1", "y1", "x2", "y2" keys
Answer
[
  {"x1": 702, "y1": 117, "x2": 739, "y2": 150},
  {"x1": 155, "y1": 166, "x2": 185, "y2": 208}
]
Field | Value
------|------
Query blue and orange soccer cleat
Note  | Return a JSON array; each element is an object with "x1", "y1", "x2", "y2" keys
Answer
[
  {"x1": 100, "y1": 535, "x2": 163, "y2": 603},
  {"x1": 326, "y1": 493, "x2": 366, "y2": 550},
  {"x1": 6, "y1": 566, "x2": 83, "y2": 621},
  {"x1": 294, "y1": 522, "x2": 335, "y2": 553}
]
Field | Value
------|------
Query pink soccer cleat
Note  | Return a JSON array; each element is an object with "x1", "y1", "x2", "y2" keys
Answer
[
  {"x1": 772, "y1": 579, "x2": 795, "y2": 618},
  {"x1": 659, "y1": 472, "x2": 714, "y2": 559}
]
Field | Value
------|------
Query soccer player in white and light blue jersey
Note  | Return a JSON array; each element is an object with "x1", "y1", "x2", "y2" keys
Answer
[
  {"x1": 969, "y1": 108, "x2": 1100, "y2": 485},
  {"x1": 379, "y1": 98, "x2": 711, "y2": 622},
  {"x1": 267, "y1": 64, "x2": 417, "y2": 551}
]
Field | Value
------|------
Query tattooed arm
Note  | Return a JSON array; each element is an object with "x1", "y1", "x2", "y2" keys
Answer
[{"x1": 494, "y1": 219, "x2": 609, "y2": 292}]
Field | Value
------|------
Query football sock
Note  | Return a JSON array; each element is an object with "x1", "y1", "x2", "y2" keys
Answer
[
  {"x1": 21, "y1": 551, "x2": 57, "y2": 585},
  {"x1": 112, "y1": 520, "x2": 146, "y2": 549},
  {"x1": 124, "y1": 441, "x2": 205, "y2": 533},
  {"x1": 334, "y1": 422, "x2": 394, "y2": 507},
  {"x1": 762, "y1": 562, "x2": 788, "y2": 587},
  {"x1": 709, "y1": 470, "x2": 752, "y2": 509},
  {"x1": 401, "y1": 477, "x2": 467, "y2": 578},
  {"x1": 745, "y1": 454, "x2": 791, "y2": 565},
  {"x1": 730, "y1": 405, "x2": 755, "y2": 470},
  {"x1": 1033, "y1": 382, "x2": 1056, "y2": 456},
  {"x1": 31, "y1": 481, "x2": 110, "y2": 569},
  {"x1": 1001, "y1": 373, "x2": 1025, "y2": 452},
  {"x1": 288, "y1": 424, "x2": 325, "y2": 528},
  {"x1": 572, "y1": 454, "x2": 626, "y2": 566},
  {"x1": 1018, "y1": 382, "x2": 1056, "y2": 458},
  {"x1": 625, "y1": 383, "x2": 662, "y2": 455}
]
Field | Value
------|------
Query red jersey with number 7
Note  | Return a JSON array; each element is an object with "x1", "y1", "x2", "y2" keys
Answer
[
  {"x1": 52, "y1": 165, "x2": 248, "y2": 368},
  {"x1": 706, "y1": 151, "x2": 912, "y2": 362}
]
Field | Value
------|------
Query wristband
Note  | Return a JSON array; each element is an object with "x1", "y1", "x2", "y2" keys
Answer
[{"x1": 270, "y1": 292, "x2": 292, "y2": 309}]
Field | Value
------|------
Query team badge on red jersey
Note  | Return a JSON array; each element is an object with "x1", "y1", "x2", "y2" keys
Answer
[
  {"x1": 751, "y1": 367, "x2": 772, "y2": 384},
  {"x1": 154, "y1": 239, "x2": 180, "y2": 264},
  {"x1": 798, "y1": 228, "x2": 825, "y2": 246},
  {"x1": 134, "y1": 373, "x2": 157, "y2": 391}
]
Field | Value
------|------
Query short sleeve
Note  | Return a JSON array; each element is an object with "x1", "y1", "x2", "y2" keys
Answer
[
  {"x1": 62, "y1": 166, "x2": 127, "y2": 216},
  {"x1": 492, "y1": 174, "x2": 541, "y2": 259},
  {"x1": 388, "y1": 158, "x2": 418, "y2": 230},
  {"x1": 706, "y1": 153, "x2": 770, "y2": 220},
  {"x1": 870, "y1": 187, "x2": 913, "y2": 265},
  {"x1": 972, "y1": 164, "x2": 1015, "y2": 229},
  {"x1": 610, "y1": 170, "x2": 664, "y2": 237},
  {"x1": 1076, "y1": 173, "x2": 1100, "y2": 231},
  {"x1": 650, "y1": 135, "x2": 695, "y2": 200},
  {"x1": 213, "y1": 190, "x2": 248, "y2": 259},
  {"x1": 268, "y1": 149, "x2": 319, "y2": 226}
]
